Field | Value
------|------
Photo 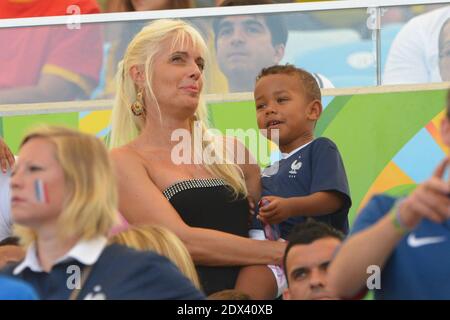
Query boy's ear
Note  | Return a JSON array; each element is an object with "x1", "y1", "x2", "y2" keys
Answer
[
  {"x1": 440, "y1": 116, "x2": 450, "y2": 147},
  {"x1": 129, "y1": 65, "x2": 146, "y2": 87},
  {"x1": 307, "y1": 100, "x2": 322, "y2": 121},
  {"x1": 282, "y1": 288, "x2": 291, "y2": 300}
]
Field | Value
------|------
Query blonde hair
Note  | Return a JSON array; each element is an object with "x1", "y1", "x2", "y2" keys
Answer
[
  {"x1": 109, "y1": 19, "x2": 247, "y2": 198},
  {"x1": 111, "y1": 225, "x2": 201, "y2": 289},
  {"x1": 14, "y1": 126, "x2": 118, "y2": 246}
]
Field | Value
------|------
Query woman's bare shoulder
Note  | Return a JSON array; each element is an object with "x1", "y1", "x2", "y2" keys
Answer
[{"x1": 110, "y1": 145, "x2": 146, "y2": 170}]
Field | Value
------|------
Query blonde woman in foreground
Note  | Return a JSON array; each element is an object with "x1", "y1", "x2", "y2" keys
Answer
[{"x1": 4, "y1": 126, "x2": 203, "y2": 300}]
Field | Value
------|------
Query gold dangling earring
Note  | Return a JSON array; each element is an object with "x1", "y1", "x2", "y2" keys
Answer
[{"x1": 131, "y1": 88, "x2": 144, "y2": 116}]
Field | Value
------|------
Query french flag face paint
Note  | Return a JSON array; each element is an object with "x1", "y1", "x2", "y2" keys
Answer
[{"x1": 34, "y1": 179, "x2": 49, "y2": 204}]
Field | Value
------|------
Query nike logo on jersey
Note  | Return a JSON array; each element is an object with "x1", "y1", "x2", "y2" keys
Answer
[{"x1": 407, "y1": 233, "x2": 446, "y2": 248}]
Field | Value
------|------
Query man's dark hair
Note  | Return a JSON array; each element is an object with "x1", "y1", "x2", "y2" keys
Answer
[
  {"x1": 257, "y1": 64, "x2": 322, "y2": 102},
  {"x1": 283, "y1": 219, "x2": 344, "y2": 280},
  {"x1": 212, "y1": 0, "x2": 288, "y2": 48}
]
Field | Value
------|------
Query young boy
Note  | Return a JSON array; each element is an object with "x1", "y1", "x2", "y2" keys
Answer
[
  {"x1": 254, "y1": 64, "x2": 352, "y2": 239},
  {"x1": 235, "y1": 65, "x2": 351, "y2": 300}
]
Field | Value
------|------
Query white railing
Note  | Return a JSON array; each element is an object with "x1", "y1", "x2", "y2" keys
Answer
[{"x1": 1, "y1": 82, "x2": 449, "y2": 116}]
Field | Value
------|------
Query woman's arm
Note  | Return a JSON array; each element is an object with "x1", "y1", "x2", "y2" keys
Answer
[
  {"x1": 328, "y1": 159, "x2": 450, "y2": 298},
  {"x1": 110, "y1": 148, "x2": 285, "y2": 266},
  {"x1": 224, "y1": 137, "x2": 280, "y2": 298}
]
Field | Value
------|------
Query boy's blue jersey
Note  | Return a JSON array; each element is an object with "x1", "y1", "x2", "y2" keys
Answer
[
  {"x1": 260, "y1": 137, "x2": 351, "y2": 238},
  {"x1": 352, "y1": 194, "x2": 450, "y2": 300}
]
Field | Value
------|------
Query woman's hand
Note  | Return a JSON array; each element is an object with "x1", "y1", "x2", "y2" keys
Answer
[{"x1": 0, "y1": 137, "x2": 14, "y2": 173}]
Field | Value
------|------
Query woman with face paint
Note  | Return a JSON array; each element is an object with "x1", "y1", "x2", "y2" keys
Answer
[{"x1": 4, "y1": 126, "x2": 204, "y2": 300}]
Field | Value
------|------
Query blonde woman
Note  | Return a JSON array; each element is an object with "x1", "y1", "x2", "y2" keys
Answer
[
  {"x1": 101, "y1": 0, "x2": 194, "y2": 97},
  {"x1": 109, "y1": 19, "x2": 285, "y2": 295},
  {"x1": 5, "y1": 126, "x2": 203, "y2": 300},
  {"x1": 112, "y1": 225, "x2": 201, "y2": 289}
]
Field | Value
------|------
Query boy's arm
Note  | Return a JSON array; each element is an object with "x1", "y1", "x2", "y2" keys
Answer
[
  {"x1": 259, "y1": 138, "x2": 351, "y2": 225},
  {"x1": 259, "y1": 191, "x2": 345, "y2": 225}
]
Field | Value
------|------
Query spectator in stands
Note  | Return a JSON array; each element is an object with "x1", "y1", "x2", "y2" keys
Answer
[
  {"x1": 236, "y1": 65, "x2": 350, "y2": 300},
  {"x1": 111, "y1": 225, "x2": 201, "y2": 290},
  {"x1": 3, "y1": 126, "x2": 204, "y2": 299},
  {"x1": 212, "y1": 0, "x2": 332, "y2": 92},
  {"x1": 109, "y1": 19, "x2": 286, "y2": 296},
  {"x1": 0, "y1": 0, "x2": 103, "y2": 103},
  {"x1": 213, "y1": 0, "x2": 286, "y2": 93},
  {"x1": 101, "y1": 0, "x2": 194, "y2": 97},
  {"x1": 254, "y1": 65, "x2": 351, "y2": 236},
  {"x1": 328, "y1": 89, "x2": 450, "y2": 300},
  {"x1": 383, "y1": 5, "x2": 450, "y2": 84},
  {"x1": 282, "y1": 220, "x2": 343, "y2": 300}
]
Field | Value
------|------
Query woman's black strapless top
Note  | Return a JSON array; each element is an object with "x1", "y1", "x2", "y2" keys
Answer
[{"x1": 163, "y1": 178, "x2": 249, "y2": 295}]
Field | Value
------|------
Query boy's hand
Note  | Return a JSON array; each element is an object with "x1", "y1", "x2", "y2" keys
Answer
[
  {"x1": 0, "y1": 137, "x2": 14, "y2": 173},
  {"x1": 258, "y1": 196, "x2": 292, "y2": 225}
]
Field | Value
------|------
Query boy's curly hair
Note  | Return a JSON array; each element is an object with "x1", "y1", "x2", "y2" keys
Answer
[{"x1": 256, "y1": 64, "x2": 321, "y2": 102}]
